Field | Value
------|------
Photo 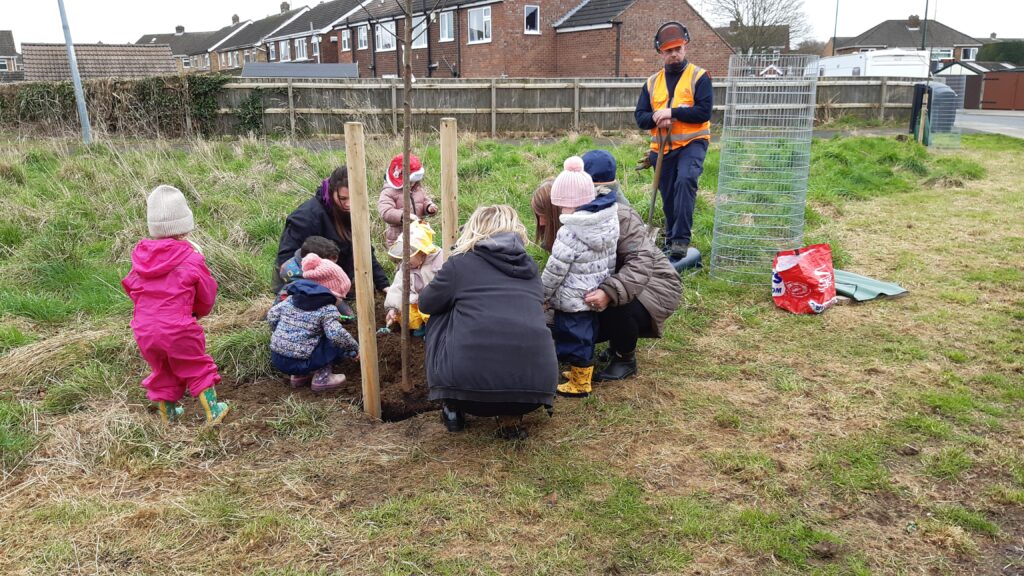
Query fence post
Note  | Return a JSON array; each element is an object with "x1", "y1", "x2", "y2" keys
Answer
[
  {"x1": 440, "y1": 118, "x2": 459, "y2": 259},
  {"x1": 573, "y1": 78, "x2": 580, "y2": 132},
  {"x1": 287, "y1": 78, "x2": 296, "y2": 143},
  {"x1": 879, "y1": 77, "x2": 888, "y2": 122},
  {"x1": 490, "y1": 79, "x2": 497, "y2": 137},
  {"x1": 344, "y1": 121, "x2": 382, "y2": 420},
  {"x1": 391, "y1": 83, "x2": 399, "y2": 136}
]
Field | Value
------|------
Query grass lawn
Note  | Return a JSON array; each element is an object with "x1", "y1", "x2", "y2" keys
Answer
[{"x1": 0, "y1": 130, "x2": 1021, "y2": 574}]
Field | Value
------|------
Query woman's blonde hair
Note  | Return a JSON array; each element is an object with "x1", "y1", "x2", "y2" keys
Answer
[{"x1": 451, "y1": 204, "x2": 528, "y2": 255}]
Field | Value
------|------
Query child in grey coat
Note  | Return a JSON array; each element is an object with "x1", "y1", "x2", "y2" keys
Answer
[{"x1": 541, "y1": 156, "x2": 619, "y2": 398}]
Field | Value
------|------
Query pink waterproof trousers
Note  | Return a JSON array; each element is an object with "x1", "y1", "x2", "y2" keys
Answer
[{"x1": 123, "y1": 239, "x2": 221, "y2": 403}]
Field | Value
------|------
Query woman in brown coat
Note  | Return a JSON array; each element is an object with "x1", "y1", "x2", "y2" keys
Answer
[{"x1": 531, "y1": 177, "x2": 681, "y2": 381}]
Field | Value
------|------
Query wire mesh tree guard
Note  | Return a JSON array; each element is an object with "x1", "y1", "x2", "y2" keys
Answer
[
  {"x1": 931, "y1": 75, "x2": 965, "y2": 150},
  {"x1": 710, "y1": 54, "x2": 820, "y2": 285}
]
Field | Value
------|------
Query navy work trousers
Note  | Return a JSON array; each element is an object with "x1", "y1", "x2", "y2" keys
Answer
[{"x1": 648, "y1": 139, "x2": 708, "y2": 246}]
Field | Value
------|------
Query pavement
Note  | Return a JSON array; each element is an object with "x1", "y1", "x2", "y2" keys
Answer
[{"x1": 957, "y1": 109, "x2": 1024, "y2": 139}]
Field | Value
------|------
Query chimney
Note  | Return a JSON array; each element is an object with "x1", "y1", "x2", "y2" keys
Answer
[
  {"x1": 175, "y1": 25, "x2": 185, "y2": 35},
  {"x1": 990, "y1": 32, "x2": 997, "y2": 39},
  {"x1": 280, "y1": 2, "x2": 290, "y2": 13},
  {"x1": 232, "y1": 14, "x2": 240, "y2": 25},
  {"x1": 907, "y1": 15, "x2": 921, "y2": 29},
  {"x1": 729, "y1": 20, "x2": 738, "y2": 31}
]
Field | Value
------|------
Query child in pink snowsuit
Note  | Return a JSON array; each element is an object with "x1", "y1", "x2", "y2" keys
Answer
[{"x1": 122, "y1": 185, "x2": 231, "y2": 425}]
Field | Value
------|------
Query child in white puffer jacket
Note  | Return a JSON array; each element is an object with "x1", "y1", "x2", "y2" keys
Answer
[{"x1": 541, "y1": 156, "x2": 620, "y2": 398}]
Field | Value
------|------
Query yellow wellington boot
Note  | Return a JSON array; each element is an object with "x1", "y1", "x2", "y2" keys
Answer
[{"x1": 557, "y1": 365, "x2": 593, "y2": 398}]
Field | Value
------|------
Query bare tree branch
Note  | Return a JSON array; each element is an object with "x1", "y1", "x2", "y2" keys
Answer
[{"x1": 705, "y1": 0, "x2": 811, "y2": 53}]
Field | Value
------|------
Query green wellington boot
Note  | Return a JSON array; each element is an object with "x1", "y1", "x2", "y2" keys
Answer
[
  {"x1": 156, "y1": 401, "x2": 184, "y2": 423},
  {"x1": 198, "y1": 388, "x2": 232, "y2": 425}
]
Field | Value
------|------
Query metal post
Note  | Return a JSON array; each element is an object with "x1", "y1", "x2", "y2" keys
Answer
[
  {"x1": 58, "y1": 0, "x2": 91, "y2": 144},
  {"x1": 831, "y1": 0, "x2": 839, "y2": 56}
]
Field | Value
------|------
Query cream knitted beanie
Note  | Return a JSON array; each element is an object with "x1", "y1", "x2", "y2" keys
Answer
[{"x1": 147, "y1": 185, "x2": 195, "y2": 238}]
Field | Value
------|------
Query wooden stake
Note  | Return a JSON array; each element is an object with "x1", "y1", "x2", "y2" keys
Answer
[
  {"x1": 440, "y1": 118, "x2": 458, "y2": 259},
  {"x1": 344, "y1": 121, "x2": 381, "y2": 420},
  {"x1": 917, "y1": 91, "x2": 930, "y2": 145}
]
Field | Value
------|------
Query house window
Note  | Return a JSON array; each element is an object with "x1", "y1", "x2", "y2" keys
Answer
[
  {"x1": 358, "y1": 25, "x2": 368, "y2": 50},
  {"x1": 439, "y1": 11, "x2": 454, "y2": 42},
  {"x1": 962, "y1": 47, "x2": 978, "y2": 61},
  {"x1": 296, "y1": 39, "x2": 308, "y2": 60},
  {"x1": 341, "y1": 29, "x2": 351, "y2": 51},
  {"x1": 468, "y1": 6, "x2": 491, "y2": 44},
  {"x1": 412, "y1": 15, "x2": 428, "y2": 49},
  {"x1": 0, "y1": 60, "x2": 8, "y2": 72},
  {"x1": 182, "y1": 56, "x2": 191, "y2": 68},
  {"x1": 280, "y1": 40, "x2": 291, "y2": 61},
  {"x1": 220, "y1": 53, "x2": 226, "y2": 67},
  {"x1": 376, "y1": 21, "x2": 396, "y2": 52},
  {"x1": 269, "y1": 42, "x2": 276, "y2": 60},
  {"x1": 524, "y1": 5, "x2": 539, "y2": 34},
  {"x1": 312, "y1": 39, "x2": 320, "y2": 60},
  {"x1": 930, "y1": 48, "x2": 953, "y2": 60}
]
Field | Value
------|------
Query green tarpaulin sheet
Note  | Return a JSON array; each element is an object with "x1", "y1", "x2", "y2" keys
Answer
[{"x1": 834, "y1": 269, "x2": 908, "y2": 302}]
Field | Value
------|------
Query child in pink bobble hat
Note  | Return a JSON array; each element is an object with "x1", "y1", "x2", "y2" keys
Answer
[
  {"x1": 266, "y1": 254, "x2": 358, "y2": 391},
  {"x1": 541, "y1": 156, "x2": 620, "y2": 399}
]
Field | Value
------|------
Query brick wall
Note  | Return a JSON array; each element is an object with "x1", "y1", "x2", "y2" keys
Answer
[
  {"x1": 554, "y1": 28, "x2": 617, "y2": 77},
  {"x1": 614, "y1": 0, "x2": 733, "y2": 79},
  {"x1": 327, "y1": 0, "x2": 732, "y2": 79},
  {"x1": 333, "y1": 15, "x2": 461, "y2": 78}
]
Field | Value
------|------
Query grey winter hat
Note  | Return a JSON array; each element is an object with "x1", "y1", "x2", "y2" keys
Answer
[{"x1": 147, "y1": 185, "x2": 195, "y2": 238}]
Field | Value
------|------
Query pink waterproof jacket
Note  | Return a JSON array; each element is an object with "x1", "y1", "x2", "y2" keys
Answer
[
  {"x1": 378, "y1": 183, "x2": 437, "y2": 248},
  {"x1": 122, "y1": 239, "x2": 218, "y2": 331}
]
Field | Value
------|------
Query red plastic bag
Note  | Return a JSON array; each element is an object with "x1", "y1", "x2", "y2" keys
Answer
[{"x1": 771, "y1": 244, "x2": 838, "y2": 314}]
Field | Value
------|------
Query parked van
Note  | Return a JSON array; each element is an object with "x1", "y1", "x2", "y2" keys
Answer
[{"x1": 818, "y1": 49, "x2": 929, "y2": 78}]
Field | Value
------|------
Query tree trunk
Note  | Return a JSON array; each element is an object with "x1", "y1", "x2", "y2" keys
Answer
[{"x1": 399, "y1": 0, "x2": 414, "y2": 393}]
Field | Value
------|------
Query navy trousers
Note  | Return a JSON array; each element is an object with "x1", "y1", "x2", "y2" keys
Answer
[
  {"x1": 271, "y1": 336, "x2": 346, "y2": 375},
  {"x1": 649, "y1": 139, "x2": 708, "y2": 246},
  {"x1": 550, "y1": 310, "x2": 597, "y2": 367}
]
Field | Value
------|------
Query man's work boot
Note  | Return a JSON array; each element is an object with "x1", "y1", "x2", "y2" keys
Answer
[
  {"x1": 668, "y1": 241, "x2": 690, "y2": 262},
  {"x1": 594, "y1": 351, "x2": 637, "y2": 382}
]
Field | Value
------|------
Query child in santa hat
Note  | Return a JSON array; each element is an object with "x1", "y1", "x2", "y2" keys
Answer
[{"x1": 377, "y1": 153, "x2": 438, "y2": 249}]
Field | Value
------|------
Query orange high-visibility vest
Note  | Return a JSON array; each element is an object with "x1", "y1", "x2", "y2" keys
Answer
[{"x1": 647, "y1": 63, "x2": 711, "y2": 153}]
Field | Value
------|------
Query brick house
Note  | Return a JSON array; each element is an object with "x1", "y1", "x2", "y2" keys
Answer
[
  {"x1": 264, "y1": 0, "x2": 366, "y2": 66},
  {"x1": 824, "y1": 16, "x2": 983, "y2": 64},
  {"x1": 1, "y1": 30, "x2": 20, "y2": 71},
  {"x1": 330, "y1": 0, "x2": 732, "y2": 79},
  {"x1": 136, "y1": 18, "x2": 252, "y2": 73},
  {"x1": 214, "y1": 3, "x2": 309, "y2": 72}
]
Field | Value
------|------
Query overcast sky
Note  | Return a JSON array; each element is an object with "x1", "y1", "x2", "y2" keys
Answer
[{"x1": 7, "y1": 0, "x2": 1023, "y2": 49}]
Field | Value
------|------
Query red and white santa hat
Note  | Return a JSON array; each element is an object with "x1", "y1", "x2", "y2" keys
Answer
[{"x1": 385, "y1": 153, "x2": 424, "y2": 189}]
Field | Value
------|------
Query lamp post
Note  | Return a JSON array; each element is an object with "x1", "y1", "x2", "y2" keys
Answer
[
  {"x1": 832, "y1": 0, "x2": 839, "y2": 56},
  {"x1": 58, "y1": 0, "x2": 91, "y2": 144},
  {"x1": 922, "y1": 0, "x2": 930, "y2": 74}
]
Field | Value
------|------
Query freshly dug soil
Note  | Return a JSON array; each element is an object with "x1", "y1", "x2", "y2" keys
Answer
[{"x1": 222, "y1": 302, "x2": 435, "y2": 422}]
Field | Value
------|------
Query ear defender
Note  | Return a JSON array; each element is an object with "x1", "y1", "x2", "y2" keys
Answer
[{"x1": 654, "y1": 21, "x2": 690, "y2": 52}]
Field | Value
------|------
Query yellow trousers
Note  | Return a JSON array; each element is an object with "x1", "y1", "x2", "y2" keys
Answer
[{"x1": 397, "y1": 304, "x2": 429, "y2": 330}]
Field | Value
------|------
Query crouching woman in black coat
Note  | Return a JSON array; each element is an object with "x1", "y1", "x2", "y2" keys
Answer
[{"x1": 418, "y1": 205, "x2": 558, "y2": 440}]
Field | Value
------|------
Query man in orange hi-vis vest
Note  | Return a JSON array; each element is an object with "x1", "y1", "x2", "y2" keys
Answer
[{"x1": 634, "y1": 21, "x2": 713, "y2": 262}]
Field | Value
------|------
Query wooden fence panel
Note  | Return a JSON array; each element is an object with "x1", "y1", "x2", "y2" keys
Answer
[{"x1": 212, "y1": 77, "x2": 920, "y2": 136}]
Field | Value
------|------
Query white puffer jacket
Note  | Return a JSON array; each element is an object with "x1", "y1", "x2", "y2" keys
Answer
[{"x1": 542, "y1": 205, "x2": 620, "y2": 313}]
